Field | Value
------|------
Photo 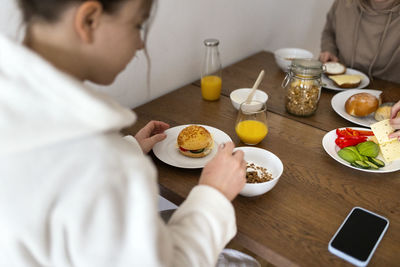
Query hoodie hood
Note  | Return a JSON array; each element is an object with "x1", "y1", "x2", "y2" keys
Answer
[
  {"x1": 0, "y1": 34, "x2": 136, "y2": 156},
  {"x1": 350, "y1": 0, "x2": 400, "y2": 77},
  {"x1": 357, "y1": 0, "x2": 400, "y2": 15}
]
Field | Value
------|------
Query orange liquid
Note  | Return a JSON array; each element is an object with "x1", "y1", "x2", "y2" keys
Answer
[
  {"x1": 235, "y1": 120, "x2": 268, "y2": 145},
  {"x1": 201, "y1": 75, "x2": 222, "y2": 101}
]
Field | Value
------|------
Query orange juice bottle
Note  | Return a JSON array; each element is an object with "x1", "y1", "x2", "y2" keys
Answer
[
  {"x1": 201, "y1": 39, "x2": 222, "y2": 101},
  {"x1": 201, "y1": 75, "x2": 222, "y2": 101}
]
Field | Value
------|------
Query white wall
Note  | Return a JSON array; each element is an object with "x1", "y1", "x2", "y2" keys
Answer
[{"x1": 0, "y1": 0, "x2": 333, "y2": 108}]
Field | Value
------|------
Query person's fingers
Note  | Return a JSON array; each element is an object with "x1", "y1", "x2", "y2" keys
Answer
[
  {"x1": 221, "y1": 142, "x2": 235, "y2": 155},
  {"x1": 389, "y1": 118, "x2": 400, "y2": 130},
  {"x1": 388, "y1": 131, "x2": 400, "y2": 139},
  {"x1": 150, "y1": 133, "x2": 167, "y2": 144},
  {"x1": 319, "y1": 53, "x2": 328, "y2": 63},
  {"x1": 331, "y1": 55, "x2": 339, "y2": 62},
  {"x1": 390, "y1": 101, "x2": 400, "y2": 119},
  {"x1": 153, "y1": 121, "x2": 170, "y2": 133},
  {"x1": 232, "y1": 149, "x2": 244, "y2": 161},
  {"x1": 241, "y1": 160, "x2": 247, "y2": 170},
  {"x1": 218, "y1": 143, "x2": 225, "y2": 153}
]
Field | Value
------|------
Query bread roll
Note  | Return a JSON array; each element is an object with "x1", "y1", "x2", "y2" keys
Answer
[
  {"x1": 324, "y1": 62, "x2": 346, "y2": 75},
  {"x1": 374, "y1": 103, "x2": 400, "y2": 121},
  {"x1": 345, "y1": 93, "x2": 379, "y2": 117}
]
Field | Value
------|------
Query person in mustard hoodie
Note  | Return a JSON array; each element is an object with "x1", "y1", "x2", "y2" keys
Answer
[{"x1": 319, "y1": 0, "x2": 400, "y2": 83}]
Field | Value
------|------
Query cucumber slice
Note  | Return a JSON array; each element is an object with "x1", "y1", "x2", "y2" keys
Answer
[
  {"x1": 351, "y1": 162, "x2": 362, "y2": 169},
  {"x1": 190, "y1": 148, "x2": 205, "y2": 154},
  {"x1": 363, "y1": 160, "x2": 379, "y2": 170},
  {"x1": 354, "y1": 160, "x2": 370, "y2": 169},
  {"x1": 368, "y1": 157, "x2": 385, "y2": 168}
]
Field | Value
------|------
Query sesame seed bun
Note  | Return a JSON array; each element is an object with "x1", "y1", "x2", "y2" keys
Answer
[{"x1": 177, "y1": 125, "x2": 214, "y2": 158}]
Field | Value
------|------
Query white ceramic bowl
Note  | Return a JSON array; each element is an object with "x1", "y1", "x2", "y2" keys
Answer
[
  {"x1": 234, "y1": 147, "x2": 284, "y2": 197},
  {"x1": 230, "y1": 88, "x2": 268, "y2": 110},
  {"x1": 274, "y1": 48, "x2": 314, "y2": 71}
]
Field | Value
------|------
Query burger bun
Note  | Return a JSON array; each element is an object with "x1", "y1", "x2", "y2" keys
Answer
[
  {"x1": 177, "y1": 125, "x2": 214, "y2": 158},
  {"x1": 345, "y1": 93, "x2": 379, "y2": 117},
  {"x1": 324, "y1": 62, "x2": 346, "y2": 75}
]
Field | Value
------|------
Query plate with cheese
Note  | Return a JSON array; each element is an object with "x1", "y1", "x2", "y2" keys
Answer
[
  {"x1": 322, "y1": 68, "x2": 370, "y2": 91},
  {"x1": 322, "y1": 126, "x2": 400, "y2": 173}
]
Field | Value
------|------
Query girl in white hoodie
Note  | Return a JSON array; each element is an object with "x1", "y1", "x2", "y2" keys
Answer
[{"x1": 0, "y1": 0, "x2": 247, "y2": 266}]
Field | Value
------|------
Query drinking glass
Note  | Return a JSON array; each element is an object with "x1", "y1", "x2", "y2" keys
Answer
[{"x1": 235, "y1": 100, "x2": 268, "y2": 145}]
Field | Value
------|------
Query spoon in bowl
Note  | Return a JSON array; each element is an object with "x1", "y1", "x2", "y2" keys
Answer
[{"x1": 245, "y1": 70, "x2": 265, "y2": 104}]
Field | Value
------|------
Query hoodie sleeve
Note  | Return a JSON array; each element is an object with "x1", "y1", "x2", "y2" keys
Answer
[
  {"x1": 321, "y1": 0, "x2": 339, "y2": 55},
  {"x1": 160, "y1": 185, "x2": 237, "y2": 266},
  {"x1": 55, "y1": 145, "x2": 236, "y2": 267}
]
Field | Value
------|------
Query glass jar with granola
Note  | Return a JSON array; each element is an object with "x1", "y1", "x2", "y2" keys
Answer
[{"x1": 281, "y1": 59, "x2": 324, "y2": 116}]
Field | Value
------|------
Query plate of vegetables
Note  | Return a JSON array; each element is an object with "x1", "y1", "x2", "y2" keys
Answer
[{"x1": 322, "y1": 127, "x2": 400, "y2": 173}]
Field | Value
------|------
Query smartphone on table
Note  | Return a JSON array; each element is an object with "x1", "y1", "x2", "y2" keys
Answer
[{"x1": 328, "y1": 207, "x2": 389, "y2": 267}]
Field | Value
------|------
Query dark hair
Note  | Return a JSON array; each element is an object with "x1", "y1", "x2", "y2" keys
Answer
[{"x1": 18, "y1": 0, "x2": 125, "y2": 23}]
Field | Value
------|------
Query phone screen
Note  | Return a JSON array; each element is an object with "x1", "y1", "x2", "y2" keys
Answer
[{"x1": 330, "y1": 207, "x2": 389, "y2": 262}]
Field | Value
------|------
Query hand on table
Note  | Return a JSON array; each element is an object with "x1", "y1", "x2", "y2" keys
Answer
[
  {"x1": 135, "y1": 120, "x2": 170, "y2": 153},
  {"x1": 389, "y1": 100, "x2": 400, "y2": 140},
  {"x1": 319, "y1": 51, "x2": 339, "y2": 63},
  {"x1": 199, "y1": 142, "x2": 246, "y2": 201}
]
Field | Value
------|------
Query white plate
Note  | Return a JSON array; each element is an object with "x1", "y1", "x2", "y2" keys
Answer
[
  {"x1": 153, "y1": 125, "x2": 232, "y2": 169},
  {"x1": 331, "y1": 89, "x2": 382, "y2": 127},
  {"x1": 322, "y1": 68, "x2": 370, "y2": 91},
  {"x1": 322, "y1": 127, "x2": 400, "y2": 173}
]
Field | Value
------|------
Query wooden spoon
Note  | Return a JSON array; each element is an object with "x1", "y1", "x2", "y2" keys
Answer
[{"x1": 245, "y1": 70, "x2": 265, "y2": 104}]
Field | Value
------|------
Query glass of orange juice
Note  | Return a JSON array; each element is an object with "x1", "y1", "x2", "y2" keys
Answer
[{"x1": 235, "y1": 100, "x2": 268, "y2": 145}]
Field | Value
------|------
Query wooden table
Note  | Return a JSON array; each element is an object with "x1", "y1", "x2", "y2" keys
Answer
[{"x1": 123, "y1": 51, "x2": 400, "y2": 266}]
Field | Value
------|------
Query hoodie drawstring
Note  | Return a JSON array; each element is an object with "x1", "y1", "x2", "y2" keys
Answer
[
  {"x1": 368, "y1": 10, "x2": 394, "y2": 79},
  {"x1": 350, "y1": 9, "x2": 364, "y2": 69}
]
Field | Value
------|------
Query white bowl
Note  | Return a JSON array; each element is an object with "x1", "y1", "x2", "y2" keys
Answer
[
  {"x1": 234, "y1": 147, "x2": 284, "y2": 197},
  {"x1": 230, "y1": 88, "x2": 268, "y2": 110},
  {"x1": 274, "y1": 48, "x2": 314, "y2": 71}
]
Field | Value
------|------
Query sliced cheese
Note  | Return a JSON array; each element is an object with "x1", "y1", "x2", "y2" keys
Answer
[
  {"x1": 370, "y1": 119, "x2": 396, "y2": 144},
  {"x1": 379, "y1": 140, "x2": 400, "y2": 162},
  {"x1": 370, "y1": 119, "x2": 400, "y2": 162},
  {"x1": 328, "y1": 74, "x2": 362, "y2": 86}
]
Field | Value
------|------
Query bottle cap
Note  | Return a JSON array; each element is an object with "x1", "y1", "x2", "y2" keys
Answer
[{"x1": 204, "y1": 39, "x2": 219, "y2": 46}]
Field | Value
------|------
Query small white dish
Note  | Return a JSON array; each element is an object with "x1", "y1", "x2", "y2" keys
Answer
[
  {"x1": 322, "y1": 68, "x2": 370, "y2": 91},
  {"x1": 152, "y1": 125, "x2": 232, "y2": 169},
  {"x1": 322, "y1": 127, "x2": 400, "y2": 173},
  {"x1": 331, "y1": 89, "x2": 382, "y2": 127},
  {"x1": 230, "y1": 88, "x2": 268, "y2": 110},
  {"x1": 234, "y1": 147, "x2": 284, "y2": 197},
  {"x1": 274, "y1": 48, "x2": 314, "y2": 71}
]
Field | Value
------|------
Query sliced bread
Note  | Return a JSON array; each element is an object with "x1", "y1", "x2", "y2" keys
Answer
[{"x1": 328, "y1": 74, "x2": 362, "y2": 88}]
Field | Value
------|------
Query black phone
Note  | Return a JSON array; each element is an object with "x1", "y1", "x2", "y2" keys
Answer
[{"x1": 328, "y1": 207, "x2": 389, "y2": 267}]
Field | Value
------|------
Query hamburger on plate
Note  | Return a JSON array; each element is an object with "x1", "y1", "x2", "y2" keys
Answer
[{"x1": 177, "y1": 125, "x2": 214, "y2": 158}]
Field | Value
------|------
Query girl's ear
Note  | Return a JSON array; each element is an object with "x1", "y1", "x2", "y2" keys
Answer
[{"x1": 74, "y1": 1, "x2": 103, "y2": 43}]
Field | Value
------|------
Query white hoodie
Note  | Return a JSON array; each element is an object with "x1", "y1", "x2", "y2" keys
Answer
[{"x1": 0, "y1": 34, "x2": 236, "y2": 267}]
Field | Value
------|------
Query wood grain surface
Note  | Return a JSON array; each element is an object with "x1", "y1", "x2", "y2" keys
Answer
[{"x1": 123, "y1": 82, "x2": 400, "y2": 266}]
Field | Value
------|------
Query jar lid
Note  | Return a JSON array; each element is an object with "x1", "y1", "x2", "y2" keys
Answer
[
  {"x1": 290, "y1": 59, "x2": 323, "y2": 76},
  {"x1": 204, "y1": 38, "x2": 219, "y2": 46}
]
